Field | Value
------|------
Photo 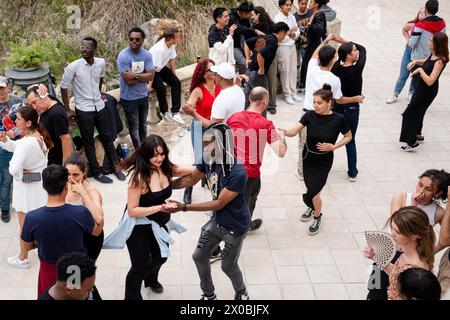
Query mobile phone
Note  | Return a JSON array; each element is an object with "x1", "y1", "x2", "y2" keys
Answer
[{"x1": 22, "y1": 172, "x2": 42, "y2": 183}]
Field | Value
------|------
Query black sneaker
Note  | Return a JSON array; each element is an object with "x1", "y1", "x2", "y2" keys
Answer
[
  {"x1": 416, "y1": 135, "x2": 425, "y2": 143},
  {"x1": 94, "y1": 174, "x2": 113, "y2": 184},
  {"x1": 268, "y1": 107, "x2": 277, "y2": 115},
  {"x1": 300, "y1": 208, "x2": 314, "y2": 222},
  {"x1": 200, "y1": 293, "x2": 217, "y2": 300},
  {"x1": 1, "y1": 210, "x2": 10, "y2": 223},
  {"x1": 210, "y1": 247, "x2": 222, "y2": 264},
  {"x1": 249, "y1": 219, "x2": 263, "y2": 231},
  {"x1": 401, "y1": 143, "x2": 421, "y2": 152},
  {"x1": 234, "y1": 290, "x2": 250, "y2": 300},
  {"x1": 147, "y1": 281, "x2": 163, "y2": 294},
  {"x1": 308, "y1": 214, "x2": 322, "y2": 236}
]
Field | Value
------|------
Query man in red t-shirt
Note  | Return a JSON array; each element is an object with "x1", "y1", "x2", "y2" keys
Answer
[{"x1": 227, "y1": 87, "x2": 287, "y2": 231}]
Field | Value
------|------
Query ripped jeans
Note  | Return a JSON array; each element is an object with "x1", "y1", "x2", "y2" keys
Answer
[{"x1": 192, "y1": 219, "x2": 247, "y2": 296}]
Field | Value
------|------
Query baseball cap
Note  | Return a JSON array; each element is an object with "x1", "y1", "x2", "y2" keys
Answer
[
  {"x1": 210, "y1": 63, "x2": 236, "y2": 80},
  {"x1": 0, "y1": 76, "x2": 8, "y2": 88}
]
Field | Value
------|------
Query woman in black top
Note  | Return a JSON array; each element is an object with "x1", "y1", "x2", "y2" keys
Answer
[
  {"x1": 251, "y1": 6, "x2": 274, "y2": 34},
  {"x1": 400, "y1": 32, "x2": 449, "y2": 151},
  {"x1": 120, "y1": 135, "x2": 189, "y2": 300},
  {"x1": 282, "y1": 85, "x2": 352, "y2": 235},
  {"x1": 331, "y1": 37, "x2": 366, "y2": 181},
  {"x1": 299, "y1": 0, "x2": 328, "y2": 91}
]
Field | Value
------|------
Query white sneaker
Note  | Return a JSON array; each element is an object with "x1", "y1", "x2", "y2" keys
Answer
[
  {"x1": 284, "y1": 96, "x2": 295, "y2": 105},
  {"x1": 292, "y1": 95, "x2": 303, "y2": 102},
  {"x1": 7, "y1": 255, "x2": 30, "y2": 269},
  {"x1": 385, "y1": 95, "x2": 398, "y2": 104},
  {"x1": 171, "y1": 112, "x2": 186, "y2": 125},
  {"x1": 348, "y1": 175, "x2": 357, "y2": 182},
  {"x1": 163, "y1": 112, "x2": 173, "y2": 122},
  {"x1": 295, "y1": 169, "x2": 304, "y2": 181}
]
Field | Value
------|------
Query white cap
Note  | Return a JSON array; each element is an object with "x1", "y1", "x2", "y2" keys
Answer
[
  {"x1": 0, "y1": 76, "x2": 8, "y2": 88},
  {"x1": 210, "y1": 63, "x2": 236, "y2": 80}
]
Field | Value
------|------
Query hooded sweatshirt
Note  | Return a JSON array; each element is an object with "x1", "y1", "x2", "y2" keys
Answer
[{"x1": 409, "y1": 15, "x2": 446, "y2": 60}]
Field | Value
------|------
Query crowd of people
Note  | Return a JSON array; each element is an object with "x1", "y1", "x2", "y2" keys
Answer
[{"x1": 0, "y1": 0, "x2": 449, "y2": 301}]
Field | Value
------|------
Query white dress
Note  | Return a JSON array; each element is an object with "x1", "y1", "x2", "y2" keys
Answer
[{"x1": 0, "y1": 136, "x2": 48, "y2": 213}]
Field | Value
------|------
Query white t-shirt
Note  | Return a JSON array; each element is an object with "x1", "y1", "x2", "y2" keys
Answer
[
  {"x1": 304, "y1": 58, "x2": 343, "y2": 111},
  {"x1": 211, "y1": 85, "x2": 245, "y2": 122},
  {"x1": 149, "y1": 38, "x2": 177, "y2": 72},
  {"x1": 273, "y1": 11, "x2": 299, "y2": 46}
]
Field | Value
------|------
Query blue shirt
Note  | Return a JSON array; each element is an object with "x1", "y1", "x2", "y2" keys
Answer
[
  {"x1": 196, "y1": 162, "x2": 250, "y2": 236},
  {"x1": 117, "y1": 47, "x2": 154, "y2": 101},
  {"x1": 21, "y1": 204, "x2": 95, "y2": 264}
]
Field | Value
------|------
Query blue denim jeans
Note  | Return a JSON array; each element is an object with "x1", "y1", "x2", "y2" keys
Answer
[
  {"x1": 190, "y1": 119, "x2": 206, "y2": 165},
  {"x1": 0, "y1": 149, "x2": 13, "y2": 211},
  {"x1": 334, "y1": 103, "x2": 359, "y2": 178},
  {"x1": 394, "y1": 46, "x2": 415, "y2": 96}
]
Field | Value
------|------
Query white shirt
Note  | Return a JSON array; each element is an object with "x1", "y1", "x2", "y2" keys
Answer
[
  {"x1": 149, "y1": 38, "x2": 177, "y2": 72},
  {"x1": 273, "y1": 11, "x2": 299, "y2": 46},
  {"x1": 304, "y1": 58, "x2": 343, "y2": 111},
  {"x1": 211, "y1": 85, "x2": 245, "y2": 122},
  {"x1": 60, "y1": 57, "x2": 105, "y2": 112}
]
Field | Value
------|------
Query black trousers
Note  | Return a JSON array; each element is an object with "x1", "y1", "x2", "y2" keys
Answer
[
  {"x1": 76, "y1": 108, "x2": 118, "y2": 177},
  {"x1": 151, "y1": 66, "x2": 181, "y2": 114},
  {"x1": 244, "y1": 177, "x2": 261, "y2": 218},
  {"x1": 125, "y1": 225, "x2": 168, "y2": 300}
]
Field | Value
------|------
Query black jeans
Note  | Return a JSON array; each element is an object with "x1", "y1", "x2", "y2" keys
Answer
[
  {"x1": 244, "y1": 70, "x2": 269, "y2": 118},
  {"x1": 121, "y1": 96, "x2": 149, "y2": 150},
  {"x1": 76, "y1": 108, "x2": 118, "y2": 177},
  {"x1": 192, "y1": 220, "x2": 247, "y2": 297},
  {"x1": 151, "y1": 66, "x2": 181, "y2": 114},
  {"x1": 125, "y1": 225, "x2": 168, "y2": 300},
  {"x1": 244, "y1": 176, "x2": 261, "y2": 218}
]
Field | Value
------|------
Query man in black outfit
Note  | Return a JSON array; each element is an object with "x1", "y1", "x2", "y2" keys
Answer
[
  {"x1": 243, "y1": 22, "x2": 290, "y2": 114},
  {"x1": 228, "y1": 2, "x2": 265, "y2": 74},
  {"x1": 26, "y1": 84, "x2": 72, "y2": 165}
]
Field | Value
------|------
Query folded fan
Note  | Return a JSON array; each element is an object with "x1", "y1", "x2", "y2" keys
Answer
[{"x1": 365, "y1": 231, "x2": 397, "y2": 269}]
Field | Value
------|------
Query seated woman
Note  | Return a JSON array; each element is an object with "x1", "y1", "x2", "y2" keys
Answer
[{"x1": 364, "y1": 206, "x2": 436, "y2": 300}]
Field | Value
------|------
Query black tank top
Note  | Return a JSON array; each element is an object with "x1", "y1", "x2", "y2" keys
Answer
[{"x1": 140, "y1": 185, "x2": 172, "y2": 226}]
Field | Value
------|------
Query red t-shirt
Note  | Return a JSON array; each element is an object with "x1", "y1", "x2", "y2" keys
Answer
[
  {"x1": 196, "y1": 83, "x2": 220, "y2": 120},
  {"x1": 227, "y1": 111, "x2": 278, "y2": 178}
]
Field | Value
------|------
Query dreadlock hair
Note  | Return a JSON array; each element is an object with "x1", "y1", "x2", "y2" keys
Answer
[{"x1": 204, "y1": 123, "x2": 235, "y2": 177}]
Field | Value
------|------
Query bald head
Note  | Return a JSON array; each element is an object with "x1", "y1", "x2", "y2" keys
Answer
[{"x1": 249, "y1": 87, "x2": 269, "y2": 112}]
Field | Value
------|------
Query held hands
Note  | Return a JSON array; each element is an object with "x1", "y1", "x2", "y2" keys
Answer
[
  {"x1": 363, "y1": 246, "x2": 375, "y2": 260},
  {"x1": 229, "y1": 24, "x2": 238, "y2": 37},
  {"x1": 325, "y1": 34, "x2": 337, "y2": 43},
  {"x1": 316, "y1": 142, "x2": 335, "y2": 152},
  {"x1": 162, "y1": 199, "x2": 183, "y2": 214}
]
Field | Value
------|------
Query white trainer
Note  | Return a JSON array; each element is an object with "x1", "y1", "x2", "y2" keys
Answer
[
  {"x1": 171, "y1": 112, "x2": 186, "y2": 125},
  {"x1": 385, "y1": 95, "x2": 398, "y2": 104},
  {"x1": 7, "y1": 255, "x2": 30, "y2": 269},
  {"x1": 284, "y1": 96, "x2": 295, "y2": 105},
  {"x1": 292, "y1": 95, "x2": 303, "y2": 102}
]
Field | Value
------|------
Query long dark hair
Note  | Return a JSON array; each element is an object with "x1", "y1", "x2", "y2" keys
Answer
[
  {"x1": 433, "y1": 32, "x2": 449, "y2": 64},
  {"x1": 252, "y1": 6, "x2": 274, "y2": 34},
  {"x1": 420, "y1": 169, "x2": 450, "y2": 201},
  {"x1": 119, "y1": 135, "x2": 175, "y2": 191},
  {"x1": 190, "y1": 58, "x2": 215, "y2": 94},
  {"x1": 18, "y1": 105, "x2": 53, "y2": 149}
]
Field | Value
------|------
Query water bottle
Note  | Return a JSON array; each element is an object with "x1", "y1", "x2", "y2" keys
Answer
[{"x1": 122, "y1": 143, "x2": 130, "y2": 159}]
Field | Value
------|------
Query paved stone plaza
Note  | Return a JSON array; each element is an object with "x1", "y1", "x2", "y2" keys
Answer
[{"x1": 0, "y1": 0, "x2": 449, "y2": 300}]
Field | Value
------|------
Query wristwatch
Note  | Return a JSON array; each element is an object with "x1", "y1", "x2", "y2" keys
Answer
[
  {"x1": 135, "y1": 73, "x2": 140, "y2": 80},
  {"x1": 182, "y1": 202, "x2": 187, "y2": 212}
]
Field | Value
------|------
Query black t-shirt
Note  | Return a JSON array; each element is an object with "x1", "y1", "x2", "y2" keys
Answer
[
  {"x1": 21, "y1": 204, "x2": 95, "y2": 264},
  {"x1": 37, "y1": 287, "x2": 55, "y2": 300},
  {"x1": 208, "y1": 24, "x2": 230, "y2": 48},
  {"x1": 39, "y1": 102, "x2": 69, "y2": 165},
  {"x1": 196, "y1": 161, "x2": 250, "y2": 236},
  {"x1": 332, "y1": 43, "x2": 367, "y2": 98},
  {"x1": 294, "y1": 10, "x2": 313, "y2": 27},
  {"x1": 300, "y1": 111, "x2": 350, "y2": 153},
  {"x1": 246, "y1": 34, "x2": 278, "y2": 75},
  {"x1": 228, "y1": 9, "x2": 257, "y2": 48}
]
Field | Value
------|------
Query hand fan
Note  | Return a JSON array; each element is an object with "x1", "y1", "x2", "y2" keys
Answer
[
  {"x1": 365, "y1": 231, "x2": 397, "y2": 269},
  {"x1": 2, "y1": 115, "x2": 15, "y2": 131}
]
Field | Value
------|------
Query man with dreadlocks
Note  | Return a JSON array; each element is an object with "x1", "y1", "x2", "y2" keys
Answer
[{"x1": 167, "y1": 123, "x2": 251, "y2": 300}]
